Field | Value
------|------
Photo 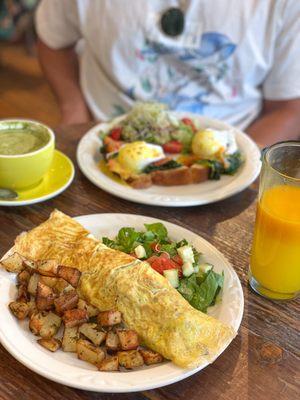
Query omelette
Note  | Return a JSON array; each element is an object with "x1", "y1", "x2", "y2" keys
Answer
[{"x1": 14, "y1": 210, "x2": 236, "y2": 369}]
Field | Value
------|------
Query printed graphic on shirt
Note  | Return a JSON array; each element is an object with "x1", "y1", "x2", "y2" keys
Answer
[{"x1": 127, "y1": 32, "x2": 236, "y2": 114}]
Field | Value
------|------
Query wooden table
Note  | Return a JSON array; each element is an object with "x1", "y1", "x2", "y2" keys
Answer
[{"x1": 0, "y1": 123, "x2": 299, "y2": 400}]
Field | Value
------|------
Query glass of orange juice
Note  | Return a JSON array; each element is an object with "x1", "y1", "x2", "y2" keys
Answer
[{"x1": 249, "y1": 141, "x2": 300, "y2": 300}]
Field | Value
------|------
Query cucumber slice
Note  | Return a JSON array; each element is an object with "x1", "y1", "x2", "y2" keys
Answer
[
  {"x1": 182, "y1": 262, "x2": 194, "y2": 277},
  {"x1": 134, "y1": 245, "x2": 146, "y2": 259},
  {"x1": 163, "y1": 269, "x2": 179, "y2": 288},
  {"x1": 177, "y1": 245, "x2": 195, "y2": 263},
  {"x1": 198, "y1": 263, "x2": 213, "y2": 273}
]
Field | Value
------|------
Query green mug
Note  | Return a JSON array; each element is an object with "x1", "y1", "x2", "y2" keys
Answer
[{"x1": 0, "y1": 120, "x2": 55, "y2": 190}]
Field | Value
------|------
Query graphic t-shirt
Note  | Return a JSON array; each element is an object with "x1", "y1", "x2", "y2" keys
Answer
[{"x1": 36, "y1": 0, "x2": 300, "y2": 130}]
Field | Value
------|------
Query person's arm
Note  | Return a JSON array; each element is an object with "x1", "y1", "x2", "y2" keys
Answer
[
  {"x1": 37, "y1": 39, "x2": 92, "y2": 125},
  {"x1": 247, "y1": 99, "x2": 300, "y2": 147}
]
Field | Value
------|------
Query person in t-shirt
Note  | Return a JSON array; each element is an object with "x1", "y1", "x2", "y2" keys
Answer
[{"x1": 36, "y1": 0, "x2": 300, "y2": 146}]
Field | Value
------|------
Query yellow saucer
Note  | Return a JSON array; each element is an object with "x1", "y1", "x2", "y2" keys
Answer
[{"x1": 0, "y1": 150, "x2": 74, "y2": 206}]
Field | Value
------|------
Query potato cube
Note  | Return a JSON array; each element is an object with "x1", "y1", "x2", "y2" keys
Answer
[
  {"x1": 36, "y1": 282, "x2": 56, "y2": 311},
  {"x1": 36, "y1": 259, "x2": 58, "y2": 277},
  {"x1": 139, "y1": 349, "x2": 164, "y2": 365},
  {"x1": 29, "y1": 311, "x2": 61, "y2": 338},
  {"x1": 16, "y1": 284, "x2": 30, "y2": 303},
  {"x1": 105, "y1": 331, "x2": 120, "y2": 351},
  {"x1": 54, "y1": 290, "x2": 79, "y2": 315},
  {"x1": 27, "y1": 273, "x2": 40, "y2": 296},
  {"x1": 27, "y1": 297, "x2": 38, "y2": 318},
  {"x1": 76, "y1": 339, "x2": 105, "y2": 365},
  {"x1": 9, "y1": 301, "x2": 30, "y2": 320},
  {"x1": 79, "y1": 323, "x2": 106, "y2": 346},
  {"x1": 77, "y1": 299, "x2": 99, "y2": 318},
  {"x1": 57, "y1": 266, "x2": 81, "y2": 287},
  {"x1": 118, "y1": 350, "x2": 144, "y2": 369},
  {"x1": 37, "y1": 338, "x2": 61, "y2": 352},
  {"x1": 62, "y1": 326, "x2": 79, "y2": 352},
  {"x1": 63, "y1": 309, "x2": 88, "y2": 328},
  {"x1": 17, "y1": 269, "x2": 31, "y2": 285},
  {"x1": 117, "y1": 329, "x2": 139, "y2": 350},
  {"x1": 97, "y1": 356, "x2": 119, "y2": 371},
  {"x1": 22, "y1": 259, "x2": 37, "y2": 271},
  {"x1": 53, "y1": 278, "x2": 69, "y2": 294},
  {"x1": 0, "y1": 252, "x2": 24, "y2": 272},
  {"x1": 39, "y1": 276, "x2": 58, "y2": 288},
  {"x1": 98, "y1": 310, "x2": 121, "y2": 326}
]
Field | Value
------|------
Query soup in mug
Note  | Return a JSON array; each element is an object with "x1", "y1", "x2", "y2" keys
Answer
[{"x1": 0, "y1": 125, "x2": 50, "y2": 155}]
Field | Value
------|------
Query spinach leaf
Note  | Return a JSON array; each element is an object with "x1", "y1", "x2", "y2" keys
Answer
[
  {"x1": 197, "y1": 159, "x2": 224, "y2": 180},
  {"x1": 160, "y1": 243, "x2": 178, "y2": 257},
  {"x1": 102, "y1": 237, "x2": 117, "y2": 249},
  {"x1": 192, "y1": 247, "x2": 202, "y2": 265},
  {"x1": 143, "y1": 160, "x2": 182, "y2": 174},
  {"x1": 224, "y1": 152, "x2": 242, "y2": 175},
  {"x1": 189, "y1": 270, "x2": 219, "y2": 312},
  {"x1": 144, "y1": 223, "x2": 168, "y2": 241},
  {"x1": 116, "y1": 227, "x2": 141, "y2": 253},
  {"x1": 176, "y1": 239, "x2": 188, "y2": 248},
  {"x1": 177, "y1": 274, "x2": 198, "y2": 302},
  {"x1": 177, "y1": 269, "x2": 224, "y2": 313}
]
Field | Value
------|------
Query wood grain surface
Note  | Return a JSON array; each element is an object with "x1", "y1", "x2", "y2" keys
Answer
[{"x1": 0, "y1": 123, "x2": 299, "y2": 400}]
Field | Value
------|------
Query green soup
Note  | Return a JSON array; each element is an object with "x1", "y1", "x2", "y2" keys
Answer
[{"x1": 0, "y1": 124, "x2": 50, "y2": 156}]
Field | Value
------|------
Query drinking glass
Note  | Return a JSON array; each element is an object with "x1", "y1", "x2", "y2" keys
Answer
[{"x1": 249, "y1": 141, "x2": 300, "y2": 300}]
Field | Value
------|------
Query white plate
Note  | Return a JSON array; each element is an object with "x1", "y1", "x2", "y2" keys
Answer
[
  {"x1": 0, "y1": 213, "x2": 244, "y2": 392},
  {"x1": 77, "y1": 113, "x2": 261, "y2": 207}
]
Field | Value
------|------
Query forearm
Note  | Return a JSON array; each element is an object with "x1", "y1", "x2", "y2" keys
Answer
[
  {"x1": 37, "y1": 39, "x2": 91, "y2": 124},
  {"x1": 247, "y1": 100, "x2": 300, "y2": 147}
]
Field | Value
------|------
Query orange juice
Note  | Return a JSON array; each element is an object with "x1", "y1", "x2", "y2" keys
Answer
[{"x1": 250, "y1": 185, "x2": 300, "y2": 296}]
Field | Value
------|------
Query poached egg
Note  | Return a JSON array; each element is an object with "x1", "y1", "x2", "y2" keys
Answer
[
  {"x1": 108, "y1": 141, "x2": 165, "y2": 179},
  {"x1": 191, "y1": 129, "x2": 238, "y2": 159}
]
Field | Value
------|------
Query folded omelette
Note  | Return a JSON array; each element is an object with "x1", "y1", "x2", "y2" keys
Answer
[{"x1": 14, "y1": 210, "x2": 236, "y2": 369}]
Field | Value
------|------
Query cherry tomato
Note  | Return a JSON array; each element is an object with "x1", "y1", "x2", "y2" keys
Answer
[
  {"x1": 109, "y1": 127, "x2": 122, "y2": 140},
  {"x1": 163, "y1": 140, "x2": 183, "y2": 154},
  {"x1": 181, "y1": 117, "x2": 197, "y2": 132}
]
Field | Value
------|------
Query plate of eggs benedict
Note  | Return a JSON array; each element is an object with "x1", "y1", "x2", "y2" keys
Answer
[{"x1": 77, "y1": 102, "x2": 261, "y2": 207}]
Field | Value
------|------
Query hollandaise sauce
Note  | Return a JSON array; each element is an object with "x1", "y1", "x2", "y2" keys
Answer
[
  {"x1": 250, "y1": 185, "x2": 300, "y2": 297},
  {"x1": 98, "y1": 159, "x2": 128, "y2": 186}
]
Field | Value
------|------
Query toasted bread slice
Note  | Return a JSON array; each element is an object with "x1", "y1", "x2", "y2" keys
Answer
[
  {"x1": 150, "y1": 164, "x2": 209, "y2": 186},
  {"x1": 151, "y1": 166, "x2": 193, "y2": 186},
  {"x1": 190, "y1": 164, "x2": 210, "y2": 183},
  {"x1": 126, "y1": 174, "x2": 152, "y2": 189}
]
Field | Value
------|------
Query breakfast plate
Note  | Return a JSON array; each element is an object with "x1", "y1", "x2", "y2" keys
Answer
[
  {"x1": 0, "y1": 213, "x2": 244, "y2": 392},
  {"x1": 0, "y1": 150, "x2": 74, "y2": 207},
  {"x1": 77, "y1": 111, "x2": 261, "y2": 207}
]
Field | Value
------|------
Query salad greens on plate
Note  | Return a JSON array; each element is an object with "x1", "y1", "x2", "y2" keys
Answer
[{"x1": 102, "y1": 222, "x2": 224, "y2": 313}]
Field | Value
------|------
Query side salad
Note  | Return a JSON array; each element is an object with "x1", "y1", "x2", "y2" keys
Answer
[{"x1": 102, "y1": 223, "x2": 224, "y2": 313}]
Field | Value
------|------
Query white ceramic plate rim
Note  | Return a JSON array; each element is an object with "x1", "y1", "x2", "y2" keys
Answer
[
  {"x1": 76, "y1": 112, "x2": 261, "y2": 207},
  {"x1": 0, "y1": 213, "x2": 244, "y2": 392},
  {"x1": 0, "y1": 150, "x2": 75, "y2": 207}
]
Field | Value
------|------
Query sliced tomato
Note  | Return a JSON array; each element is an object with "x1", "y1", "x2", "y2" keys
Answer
[
  {"x1": 172, "y1": 254, "x2": 183, "y2": 266},
  {"x1": 109, "y1": 127, "x2": 122, "y2": 140},
  {"x1": 163, "y1": 140, "x2": 183, "y2": 154},
  {"x1": 146, "y1": 254, "x2": 180, "y2": 275},
  {"x1": 181, "y1": 117, "x2": 197, "y2": 132}
]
